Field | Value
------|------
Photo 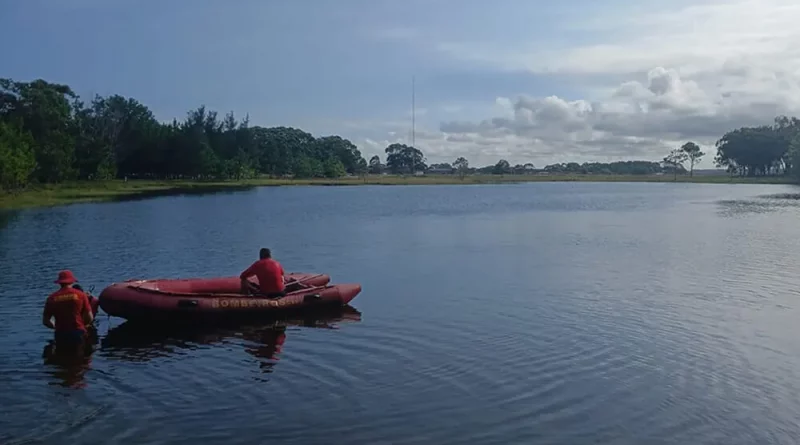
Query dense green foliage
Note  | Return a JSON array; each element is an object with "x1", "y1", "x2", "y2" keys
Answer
[
  {"x1": 0, "y1": 121, "x2": 36, "y2": 190},
  {"x1": 3, "y1": 76, "x2": 800, "y2": 192},
  {"x1": 540, "y1": 161, "x2": 663, "y2": 175},
  {"x1": 0, "y1": 77, "x2": 368, "y2": 190},
  {"x1": 713, "y1": 116, "x2": 800, "y2": 178},
  {"x1": 384, "y1": 143, "x2": 426, "y2": 174}
]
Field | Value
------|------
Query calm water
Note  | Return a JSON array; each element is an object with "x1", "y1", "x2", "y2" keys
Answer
[{"x1": 3, "y1": 182, "x2": 800, "y2": 444}]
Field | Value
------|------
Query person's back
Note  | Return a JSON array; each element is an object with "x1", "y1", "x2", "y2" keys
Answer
[
  {"x1": 43, "y1": 270, "x2": 94, "y2": 344},
  {"x1": 247, "y1": 258, "x2": 284, "y2": 293},
  {"x1": 240, "y1": 248, "x2": 285, "y2": 297}
]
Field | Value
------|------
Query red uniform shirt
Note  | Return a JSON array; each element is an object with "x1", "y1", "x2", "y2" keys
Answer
[
  {"x1": 240, "y1": 258, "x2": 285, "y2": 293},
  {"x1": 44, "y1": 287, "x2": 91, "y2": 332}
]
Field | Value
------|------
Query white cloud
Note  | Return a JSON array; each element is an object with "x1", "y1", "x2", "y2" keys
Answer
[
  {"x1": 362, "y1": 0, "x2": 800, "y2": 167},
  {"x1": 437, "y1": 0, "x2": 800, "y2": 77},
  {"x1": 426, "y1": 64, "x2": 793, "y2": 166}
]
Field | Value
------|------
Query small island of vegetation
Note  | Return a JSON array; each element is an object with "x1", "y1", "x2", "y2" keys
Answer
[{"x1": 2, "y1": 77, "x2": 800, "y2": 209}]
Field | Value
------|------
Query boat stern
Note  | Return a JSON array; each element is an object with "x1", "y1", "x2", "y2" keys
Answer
[{"x1": 336, "y1": 283, "x2": 362, "y2": 304}]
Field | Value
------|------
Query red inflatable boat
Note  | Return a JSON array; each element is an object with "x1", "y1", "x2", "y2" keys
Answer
[
  {"x1": 98, "y1": 272, "x2": 362, "y2": 321},
  {"x1": 89, "y1": 296, "x2": 99, "y2": 316}
]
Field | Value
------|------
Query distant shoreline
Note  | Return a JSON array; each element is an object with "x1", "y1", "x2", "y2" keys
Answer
[{"x1": 0, "y1": 174, "x2": 795, "y2": 210}]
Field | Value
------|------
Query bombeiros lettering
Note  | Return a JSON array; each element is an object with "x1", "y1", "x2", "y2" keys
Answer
[
  {"x1": 208, "y1": 296, "x2": 299, "y2": 309},
  {"x1": 212, "y1": 298, "x2": 254, "y2": 308},
  {"x1": 52, "y1": 293, "x2": 78, "y2": 303}
]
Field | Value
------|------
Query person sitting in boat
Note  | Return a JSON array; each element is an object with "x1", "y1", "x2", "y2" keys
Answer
[
  {"x1": 240, "y1": 248, "x2": 287, "y2": 298},
  {"x1": 42, "y1": 270, "x2": 95, "y2": 345}
]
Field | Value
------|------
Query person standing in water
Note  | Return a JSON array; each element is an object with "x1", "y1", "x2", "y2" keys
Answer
[{"x1": 42, "y1": 270, "x2": 94, "y2": 345}]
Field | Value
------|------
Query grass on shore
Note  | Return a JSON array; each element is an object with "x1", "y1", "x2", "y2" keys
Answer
[{"x1": 0, "y1": 173, "x2": 795, "y2": 210}]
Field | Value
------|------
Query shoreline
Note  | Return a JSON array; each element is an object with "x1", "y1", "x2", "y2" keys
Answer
[{"x1": 0, "y1": 174, "x2": 795, "y2": 210}]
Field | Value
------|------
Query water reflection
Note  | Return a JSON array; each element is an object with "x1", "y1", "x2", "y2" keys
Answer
[
  {"x1": 109, "y1": 184, "x2": 256, "y2": 204},
  {"x1": 716, "y1": 194, "x2": 800, "y2": 217},
  {"x1": 0, "y1": 210, "x2": 20, "y2": 230},
  {"x1": 757, "y1": 192, "x2": 800, "y2": 200},
  {"x1": 99, "y1": 306, "x2": 362, "y2": 370},
  {"x1": 41, "y1": 327, "x2": 100, "y2": 389}
]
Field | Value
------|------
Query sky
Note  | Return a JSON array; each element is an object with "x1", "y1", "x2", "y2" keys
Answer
[{"x1": 3, "y1": 0, "x2": 800, "y2": 168}]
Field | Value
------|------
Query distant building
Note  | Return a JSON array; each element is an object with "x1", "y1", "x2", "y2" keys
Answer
[
  {"x1": 428, "y1": 167, "x2": 455, "y2": 175},
  {"x1": 692, "y1": 169, "x2": 728, "y2": 176}
]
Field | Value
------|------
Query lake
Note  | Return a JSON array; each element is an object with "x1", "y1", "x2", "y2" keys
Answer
[{"x1": 3, "y1": 181, "x2": 800, "y2": 444}]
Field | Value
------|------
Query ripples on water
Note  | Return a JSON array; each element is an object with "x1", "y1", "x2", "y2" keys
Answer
[{"x1": 3, "y1": 182, "x2": 800, "y2": 444}]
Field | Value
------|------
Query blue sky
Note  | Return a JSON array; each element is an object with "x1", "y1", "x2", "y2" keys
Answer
[{"x1": 2, "y1": 0, "x2": 798, "y2": 167}]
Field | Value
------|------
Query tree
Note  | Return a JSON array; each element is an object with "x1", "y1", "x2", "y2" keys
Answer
[
  {"x1": 772, "y1": 115, "x2": 800, "y2": 175},
  {"x1": 323, "y1": 157, "x2": 347, "y2": 178},
  {"x1": 384, "y1": 143, "x2": 426, "y2": 174},
  {"x1": 71, "y1": 94, "x2": 164, "y2": 180},
  {"x1": 368, "y1": 155, "x2": 382, "y2": 174},
  {"x1": 663, "y1": 149, "x2": 688, "y2": 180},
  {"x1": 0, "y1": 78, "x2": 79, "y2": 183},
  {"x1": 541, "y1": 161, "x2": 663, "y2": 175},
  {"x1": 680, "y1": 142, "x2": 704, "y2": 177},
  {"x1": 453, "y1": 157, "x2": 469, "y2": 179},
  {"x1": 788, "y1": 134, "x2": 800, "y2": 182},
  {"x1": 251, "y1": 126, "x2": 316, "y2": 177},
  {"x1": 313, "y1": 135, "x2": 364, "y2": 174},
  {"x1": 354, "y1": 157, "x2": 368, "y2": 177},
  {"x1": 714, "y1": 126, "x2": 787, "y2": 177},
  {"x1": 492, "y1": 159, "x2": 511, "y2": 175},
  {"x1": 292, "y1": 155, "x2": 323, "y2": 178},
  {"x1": 0, "y1": 121, "x2": 36, "y2": 190},
  {"x1": 429, "y1": 163, "x2": 453, "y2": 171}
]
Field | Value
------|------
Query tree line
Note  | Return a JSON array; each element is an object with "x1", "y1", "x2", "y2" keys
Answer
[
  {"x1": 664, "y1": 116, "x2": 800, "y2": 180},
  {"x1": 3, "y1": 76, "x2": 800, "y2": 192},
  {"x1": 0, "y1": 78, "x2": 370, "y2": 191},
  {"x1": 409, "y1": 117, "x2": 800, "y2": 182}
]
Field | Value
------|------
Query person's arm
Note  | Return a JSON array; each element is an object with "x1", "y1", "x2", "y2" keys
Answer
[
  {"x1": 42, "y1": 300, "x2": 54, "y2": 329},
  {"x1": 80, "y1": 292, "x2": 94, "y2": 326},
  {"x1": 240, "y1": 262, "x2": 257, "y2": 294},
  {"x1": 240, "y1": 262, "x2": 257, "y2": 280}
]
